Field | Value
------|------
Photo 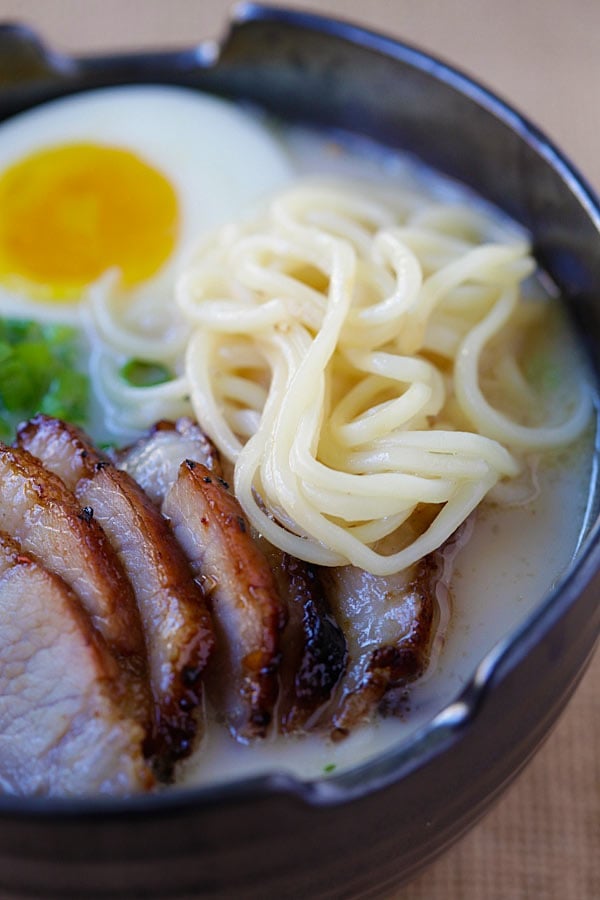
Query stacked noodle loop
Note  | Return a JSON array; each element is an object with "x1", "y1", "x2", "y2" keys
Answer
[{"x1": 89, "y1": 179, "x2": 592, "y2": 575}]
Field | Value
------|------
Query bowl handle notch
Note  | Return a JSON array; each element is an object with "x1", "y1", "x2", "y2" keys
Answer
[
  {"x1": 0, "y1": 23, "x2": 76, "y2": 87},
  {"x1": 0, "y1": 21, "x2": 219, "y2": 120}
]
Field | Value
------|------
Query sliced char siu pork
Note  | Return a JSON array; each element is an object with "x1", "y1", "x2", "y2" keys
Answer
[
  {"x1": 318, "y1": 533, "x2": 451, "y2": 739},
  {"x1": 0, "y1": 408, "x2": 453, "y2": 795},
  {"x1": 0, "y1": 442, "x2": 143, "y2": 659},
  {"x1": 257, "y1": 540, "x2": 347, "y2": 733},
  {"x1": 162, "y1": 462, "x2": 286, "y2": 740},
  {"x1": 114, "y1": 417, "x2": 223, "y2": 505},
  {"x1": 117, "y1": 420, "x2": 347, "y2": 739},
  {"x1": 0, "y1": 530, "x2": 153, "y2": 795},
  {"x1": 0, "y1": 442, "x2": 151, "y2": 728},
  {"x1": 117, "y1": 421, "x2": 287, "y2": 740},
  {"x1": 17, "y1": 415, "x2": 215, "y2": 772}
]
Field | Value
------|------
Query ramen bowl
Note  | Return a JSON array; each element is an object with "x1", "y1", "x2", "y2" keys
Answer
[{"x1": 0, "y1": 4, "x2": 598, "y2": 898}]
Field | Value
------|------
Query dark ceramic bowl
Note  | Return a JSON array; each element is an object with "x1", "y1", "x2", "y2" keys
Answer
[{"x1": 0, "y1": 5, "x2": 598, "y2": 898}]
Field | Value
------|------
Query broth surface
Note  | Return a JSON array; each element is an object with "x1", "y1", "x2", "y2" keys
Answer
[{"x1": 174, "y1": 125, "x2": 597, "y2": 787}]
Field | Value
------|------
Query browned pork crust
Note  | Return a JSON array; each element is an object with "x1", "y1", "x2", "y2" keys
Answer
[{"x1": 258, "y1": 540, "x2": 347, "y2": 733}]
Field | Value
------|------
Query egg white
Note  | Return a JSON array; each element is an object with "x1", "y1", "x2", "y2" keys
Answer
[{"x1": 0, "y1": 85, "x2": 294, "y2": 323}]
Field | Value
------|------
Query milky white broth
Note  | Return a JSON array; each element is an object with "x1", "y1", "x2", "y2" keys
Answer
[{"x1": 170, "y1": 124, "x2": 597, "y2": 788}]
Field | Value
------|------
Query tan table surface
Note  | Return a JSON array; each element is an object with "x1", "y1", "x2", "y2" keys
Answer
[{"x1": 0, "y1": 2, "x2": 598, "y2": 898}]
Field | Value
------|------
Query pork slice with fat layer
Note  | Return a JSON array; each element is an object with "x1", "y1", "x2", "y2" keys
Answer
[
  {"x1": 0, "y1": 530, "x2": 153, "y2": 796},
  {"x1": 0, "y1": 442, "x2": 150, "y2": 726},
  {"x1": 0, "y1": 444, "x2": 145, "y2": 659},
  {"x1": 163, "y1": 461, "x2": 286, "y2": 740},
  {"x1": 114, "y1": 418, "x2": 222, "y2": 505},
  {"x1": 318, "y1": 529, "x2": 450, "y2": 738}
]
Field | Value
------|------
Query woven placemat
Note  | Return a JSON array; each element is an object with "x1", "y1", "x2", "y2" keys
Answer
[{"x1": 394, "y1": 647, "x2": 600, "y2": 900}]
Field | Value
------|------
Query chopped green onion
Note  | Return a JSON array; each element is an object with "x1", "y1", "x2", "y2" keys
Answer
[
  {"x1": 0, "y1": 342, "x2": 55, "y2": 411},
  {"x1": 120, "y1": 358, "x2": 173, "y2": 387},
  {"x1": 40, "y1": 370, "x2": 89, "y2": 422},
  {"x1": 0, "y1": 317, "x2": 89, "y2": 439},
  {"x1": 323, "y1": 763, "x2": 336, "y2": 774},
  {"x1": 0, "y1": 414, "x2": 11, "y2": 441}
]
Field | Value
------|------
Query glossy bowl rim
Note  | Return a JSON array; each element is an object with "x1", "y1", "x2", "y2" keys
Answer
[{"x1": 0, "y1": 1, "x2": 598, "y2": 819}]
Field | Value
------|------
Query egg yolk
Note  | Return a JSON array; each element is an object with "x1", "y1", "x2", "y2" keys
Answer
[{"x1": 0, "y1": 143, "x2": 179, "y2": 302}]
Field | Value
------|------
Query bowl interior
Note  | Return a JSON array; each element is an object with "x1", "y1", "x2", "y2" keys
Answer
[{"x1": 0, "y1": 0, "x2": 597, "y2": 851}]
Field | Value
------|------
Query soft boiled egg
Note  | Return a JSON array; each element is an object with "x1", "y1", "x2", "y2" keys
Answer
[{"x1": 0, "y1": 85, "x2": 293, "y2": 320}]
